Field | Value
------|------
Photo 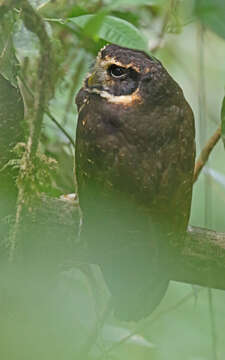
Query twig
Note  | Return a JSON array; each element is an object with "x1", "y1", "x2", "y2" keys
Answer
[
  {"x1": 194, "y1": 24, "x2": 220, "y2": 184},
  {"x1": 193, "y1": 126, "x2": 221, "y2": 183},
  {"x1": 13, "y1": 0, "x2": 53, "y2": 157},
  {"x1": 150, "y1": 0, "x2": 176, "y2": 53},
  {"x1": 97, "y1": 288, "x2": 202, "y2": 360},
  {"x1": 45, "y1": 110, "x2": 75, "y2": 147}
]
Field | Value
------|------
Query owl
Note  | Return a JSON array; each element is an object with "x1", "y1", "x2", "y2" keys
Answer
[{"x1": 75, "y1": 44, "x2": 195, "y2": 321}]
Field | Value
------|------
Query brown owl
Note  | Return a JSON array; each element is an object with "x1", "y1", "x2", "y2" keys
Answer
[{"x1": 75, "y1": 44, "x2": 195, "y2": 321}]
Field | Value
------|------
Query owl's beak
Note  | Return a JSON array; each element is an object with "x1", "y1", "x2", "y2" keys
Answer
[
  {"x1": 86, "y1": 72, "x2": 105, "y2": 92},
  {"x1": 87, "y1": 72, "x2": 98, "y2": 87}
]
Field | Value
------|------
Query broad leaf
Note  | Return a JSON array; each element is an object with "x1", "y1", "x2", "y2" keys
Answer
[
  {"x1": 82, "y1": 10, "x2": 108, "y2": 38},
  {"x1": 68, "y1": 15, "x2": 149, "y2": 52}
]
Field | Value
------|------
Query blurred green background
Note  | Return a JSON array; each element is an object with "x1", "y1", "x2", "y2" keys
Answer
[{"x1": 1, "y1": 0, "x2": 225, "y2": 359}]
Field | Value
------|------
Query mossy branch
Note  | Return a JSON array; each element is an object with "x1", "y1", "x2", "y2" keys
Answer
[{"x1": 5, "y1": 0, "x2": 55, "y2": 260}]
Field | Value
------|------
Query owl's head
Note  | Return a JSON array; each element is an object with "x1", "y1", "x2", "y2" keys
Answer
[{"x1": 83, "y1": 44, "x2": 173, "y2": 106}]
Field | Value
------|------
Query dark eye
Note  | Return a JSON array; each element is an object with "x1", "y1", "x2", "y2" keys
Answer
[{"x1": 109, "y1": 65, "x2": 127, "y2": 78}]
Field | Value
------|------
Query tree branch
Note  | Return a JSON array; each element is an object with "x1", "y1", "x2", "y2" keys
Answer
[
  {"x1": 5, "y1": 0, "x2": 55, "y2": 261},
  {"x1": 17, "y1": 0, "x2": 53, "y2": 158},
  {"x1": 2, "y1": 194, "x2": 224, "y2": 292},
  {"x1": 170, "y1": 225, "x2": 225, "y2": 289}
]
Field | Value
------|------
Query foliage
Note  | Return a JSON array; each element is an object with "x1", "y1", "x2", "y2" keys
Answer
[
  {"x1": 68, "y1": 14, "x2": 149, "y2": 52},
  {"x1": 0, "y1": 0, "x2": 225, "y2": 360}
]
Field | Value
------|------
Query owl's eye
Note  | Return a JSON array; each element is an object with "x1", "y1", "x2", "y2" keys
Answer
[{"x1": 109, "y1": 65, "x2": 127, "y2": 78}]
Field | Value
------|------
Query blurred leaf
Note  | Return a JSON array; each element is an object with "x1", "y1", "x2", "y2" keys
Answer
[
  {"x1": 221, "y1": 96, "x2": 225, "y2": 148},
  {"x1": 0, "y1": 14, "x2": 18, "y2": 87},
  {"x1": 28, "y1": 0, "x2": 49, "y2": 8},
  {"x1": 66, "y1": 5, "x2": 89, "y2": 18},
  {"x1": 13, "y1": 21, "x2": 40, "y2": 59},
  {"x1": 0, "y1": 36, "x2": 18, "y2": 87},
  {"x1": 204, "y1": 167, "x2": 225, "y2": 188},
  {"x1": 108, "y1": 0, "x2": 166, "y2": 7},
  {"x1": 195, "y1": 0, "x2": 225, "y2": 40},
  {"x1": 102, "y1": 324, "x2": 155, "y2": 348},
  {"x1": 91, "y1": 324, "x2": 155, "y2": 359},
  {"x1": 68, "y1": 15, "x2": 149, "y2": 52}
]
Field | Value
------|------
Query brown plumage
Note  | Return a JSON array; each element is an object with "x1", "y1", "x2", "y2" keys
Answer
[{"x1": 75, "y1": 44, "x2": 195, "y2": 320}]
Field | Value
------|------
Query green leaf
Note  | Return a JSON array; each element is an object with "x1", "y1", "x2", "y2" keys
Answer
[
  {"x1": 195, "y1": 0, "x2": 225, "y2": 40},
  {"x1": 221, "y1": 96, "x2": 225, "y2": 148},
  {"x1": 82, "y1": 10, "x2": 108, "y2": 39},
  {"x1": 68, "y1": 15, "x2": 149, "y2": 52}
]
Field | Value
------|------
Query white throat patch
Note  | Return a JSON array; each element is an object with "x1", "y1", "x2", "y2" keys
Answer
[{"x1": 85, "y1": 87, "x2": 142, "y2": 106}]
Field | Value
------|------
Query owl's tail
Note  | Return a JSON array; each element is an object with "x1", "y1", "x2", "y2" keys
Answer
[
  {"x1": 100, "y1": 241, "x2": 169, "y2": 321},
  {"x1": 81, "y1": 195, "x2": 171, "y2": 321}
]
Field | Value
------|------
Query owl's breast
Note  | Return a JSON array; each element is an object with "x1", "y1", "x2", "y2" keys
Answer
[
  {"x1": 76, "y1": 93, "x2": 158, "y2": 211},
  {"x1": 76, "y1": 90, "x2": 132, "y2": 157},
  {"x1": 75, "y1": 87, "x2": 195, "y2": 229}
]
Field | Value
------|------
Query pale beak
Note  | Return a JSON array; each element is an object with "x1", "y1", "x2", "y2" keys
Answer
[{"x1": 87, "y1": 72, "x2": 98, "y2": 87}]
